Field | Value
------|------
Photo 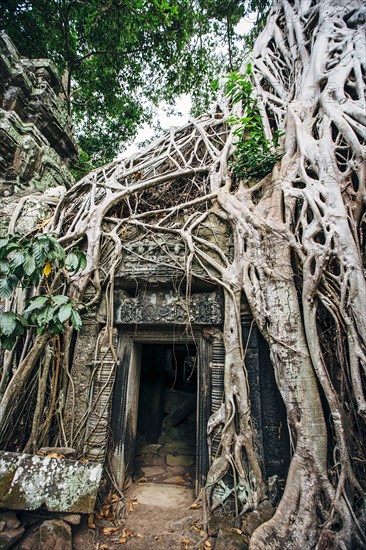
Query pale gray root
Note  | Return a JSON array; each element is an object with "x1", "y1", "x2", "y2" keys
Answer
[{"x1": 0, "y1": 0, "x2": 365, "y2": 547}]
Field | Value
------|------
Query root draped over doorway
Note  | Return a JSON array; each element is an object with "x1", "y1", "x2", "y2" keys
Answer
[{"x1": 1, "y1": 0, "x2": 366, "y2": 547}]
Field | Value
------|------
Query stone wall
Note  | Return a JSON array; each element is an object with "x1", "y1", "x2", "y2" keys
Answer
[
  {"x1": 0, "y1": 32, "x2": 77, "y2": 237},
  {"x1": 0, "y1": 32, "x2": 77, "y2": 195}
]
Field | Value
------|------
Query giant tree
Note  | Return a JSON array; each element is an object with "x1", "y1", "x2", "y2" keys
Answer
[{"x1": 0, "y1": 0, "x2": 365, "y2": 548}]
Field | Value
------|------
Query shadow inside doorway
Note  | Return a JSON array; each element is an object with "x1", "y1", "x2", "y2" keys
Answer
[{"x1": 133, "y1": 343, "x2": 197, "y2": 488}]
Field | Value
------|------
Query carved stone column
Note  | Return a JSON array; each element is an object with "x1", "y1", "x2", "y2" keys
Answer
[
  {"x1": 64, "y1": 311, "x2": 98, "y2": 453},
  {"x1": 207, "y1": 329, "x2": 225, "y2": 462},
  {"x1": 84, "y1": 327, "x2": 118, "y2": 461}
]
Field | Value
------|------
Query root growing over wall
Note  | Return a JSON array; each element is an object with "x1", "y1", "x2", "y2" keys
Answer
[{"x1": 1, "y1": 0, "x2": 365, "y2": 547}]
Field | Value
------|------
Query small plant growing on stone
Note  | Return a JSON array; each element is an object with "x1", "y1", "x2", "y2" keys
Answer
[{"x1": 226, "y1": 68, "x2": 283, "y2": 181}]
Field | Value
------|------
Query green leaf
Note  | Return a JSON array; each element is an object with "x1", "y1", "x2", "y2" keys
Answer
[
  {"x1": 0, "y1": 275, "x2": 18, "y2": 298},
  {"x1": 70, "y1": 309, "x2": 82, "y2": 330},
  {"x1": 78, "y1": 252, "x2": 87, "y2": 271},
  {"x1": 36, "y1": 305, "x2": 54, "y2": 325},
  {"x1": 65, "y1": 252, "x2": 79, "y2": 271},
  {"x1": 52, "y1": 295, "x2": 69, "y2": 305},
  {"x1": 0, "y1": 312, "x2": 17, "y2": 336},
  {"x1": 58, "y1": 303, "x2": 72, "y2": 322},
  {"x1": 9, "y1": 251, "x2": 25, "y2": 269},
  {"x1": 49, "y1": 319, "x2": 64, "y2": 335},
  {"x1": 0, "y1": 238, "x2": 9, "y2": 249},
  {"x1": 23, "y1": 295, "x2": 50, "y2": 314},
  {"x1": 17, "y1": 314, "x2": 28, "y2": 327},
  {"x1": 0, "y1": 260, "x2": 10, "y2": 274},
  {"x1": 1, "y1": 335, "x2": 17, "y2": 351},
  {"x1": 12, "y1": 320, "x2": 26, "y2": 336},
  {"x1": 23, "y1": 254, "x2": 37, "y2": 276},
  {"x1": 49, "y1": 241, "x2": 65, "y2": 263},
  {"x1": 32, "y1": 241, "x2": 48, "y2": 265}
]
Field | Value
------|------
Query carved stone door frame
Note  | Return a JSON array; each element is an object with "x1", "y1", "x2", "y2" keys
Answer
[{"x1": 111, "y1": 327, "x2": 211, "y2": 494}]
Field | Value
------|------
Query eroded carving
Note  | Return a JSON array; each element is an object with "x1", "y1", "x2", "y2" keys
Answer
[{"x1": 114, "y1": 289, "x2": 223, "y2": 325}]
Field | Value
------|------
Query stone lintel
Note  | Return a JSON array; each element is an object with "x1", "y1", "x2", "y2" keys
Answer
[{"x1": 112, "y1": 288, "x2": 224, "y2": 325}]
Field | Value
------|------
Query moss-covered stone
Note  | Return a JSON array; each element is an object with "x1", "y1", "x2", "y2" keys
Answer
[{"x1": 0, "y1": 451, "x2": 102, "y2": 514}]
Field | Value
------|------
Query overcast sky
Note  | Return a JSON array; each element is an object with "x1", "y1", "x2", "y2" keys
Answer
[{"x1": 121, "y1": 16, "x2": 255, "y2": 159}]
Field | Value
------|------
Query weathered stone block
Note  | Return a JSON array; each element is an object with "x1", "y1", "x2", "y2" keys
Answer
[
  {"x1": 0, "y1": 451, "x2": 102, "y2": 513},
  {"x1": 0, "y1": 526, "x2": 25, "y2": 550},
  {"x1": 0, "y1": 511, "x2": 20, "y2": 529},
  {"x1": 166, "y1": 454, "x2": 194, "y2": 467},
  {"x1": 241, "y1": 499, "x2": 274, "y2": 536},
  {"x1": 62, "y1": 514, "x2": 81, "y2": 525},
  {"x1": 39, "y1": 519, "x2": 71, "y2": 550},
  {"x1": 214, "y1": 528, "x2": 248, "y2": 550},
  {"x1": 208, "y1": 514, "x2": 239, "y2": 537}
]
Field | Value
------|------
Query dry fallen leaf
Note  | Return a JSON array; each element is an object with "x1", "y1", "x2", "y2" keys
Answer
[
  {"x1": 38, "y1": 216, "x2": 53, "y2": 229},
  {"x1": 137, "y1": 477, "x2": 147, "y2": 484},
  {"x1": 234, "y1": 528, "x2": 243, "y2": 535},
  {"x1": 103, "y1": 526, "x2": 119, "y2": 536},
  {"x1": 111, "y1": 493, "x2": 120, "y2": 502},
  {"x1": 78, "y1": 457, "x2": 89, "y2": 463},
  {"x1": 190, "y1": 503, "x2": 201, "y2": 509},
  {"x1": 129, "y1": 497, "x2": 138, "y2": 512},
  {"x1": 87, "y1": 514, "x2": 96, "y2": 529},
  {"x1": 182, "y1": 537, "x2": 190, "y2": 549},
  {"x1": 204, "y1": 541, "x2": 212, "y2": 549},
  {"x1": 47, "y1": 452, "x2": 64, "y2": 459},
  {"x1": 100, "y1": 545, "x2": 109, "y2": 550},
  {"x1": 200, "y1": 530, "x2": 206, "y2": 537},
  {"x1": 119, "y1": 538, "x2": 127, "y2": 544},
  {"x1": 99, "y1": 504, "x2": 109, "y2": 517}
]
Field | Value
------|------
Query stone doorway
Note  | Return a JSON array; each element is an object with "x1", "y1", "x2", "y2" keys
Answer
[
  {"x1": 111, "y1": 329, "x2": 211, "y2": 494},
  {"x1": 134, "y1": 343, "x2": 197, "y2": 486}
]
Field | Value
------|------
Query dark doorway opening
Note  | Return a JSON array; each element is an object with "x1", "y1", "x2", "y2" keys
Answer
[{"x1": 134, "y1": 343, "x2": 197, "y2": 483}]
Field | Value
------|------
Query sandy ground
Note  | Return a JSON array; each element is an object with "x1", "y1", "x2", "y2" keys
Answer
[{"x1": 73, "y1": 479, "x2": 213, "y2": 550}]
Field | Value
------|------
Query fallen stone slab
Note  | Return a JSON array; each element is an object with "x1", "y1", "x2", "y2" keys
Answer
[
  {"x1": 140, "y1": 466, "x2": 165, "y2": 478},
  {"x1": 241, "y1": 499, "x2": 274, "y2": 536},
  {"x1": 0, "y1": 451, "x2": 102, "y2": 513},
  {"x1": 40, "y1": 519, "x2": 72, "y2": 550},
  {"x1": 166, "y1": 454, "x2": 194, "y2": 467}
]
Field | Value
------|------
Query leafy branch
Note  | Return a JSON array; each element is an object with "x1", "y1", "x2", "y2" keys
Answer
[
  {"x1": 226, "y1": 68, "x2": 283, "y2": 182},
  {"x1": 0, "y1": 234, "x2": 86, "y2": 350}
]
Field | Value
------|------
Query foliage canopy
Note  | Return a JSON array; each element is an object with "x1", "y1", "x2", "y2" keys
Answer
[{"x1": 1, "y1": 0, "x2": 270, "y2": 170}]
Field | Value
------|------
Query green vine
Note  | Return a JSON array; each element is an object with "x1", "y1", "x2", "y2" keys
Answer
[
  {"x1": 226, "y1": 67, "x2": 282, "y2": 182},
  {"x1": 0, "y1": 234, "x2": 86, "y2": 350}
]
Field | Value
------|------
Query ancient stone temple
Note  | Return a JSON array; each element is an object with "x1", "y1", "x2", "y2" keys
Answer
[
  {"x1": 0, "y1": 31, "x2": 290, "y2": 520},
  {"x1": 0, "y1": 31, "x2": 77, "y2": 237},
  {"x1": 0, "y1": 34, "x2": 100, "y2": 516},
  {"x1": 68, "y1": 220, "x2": 290, "y2": 496}
]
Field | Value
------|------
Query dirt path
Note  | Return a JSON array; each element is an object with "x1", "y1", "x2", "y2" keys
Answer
[{"x1": 73, "y1": 479, "x2": 211, "y2": 550}]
